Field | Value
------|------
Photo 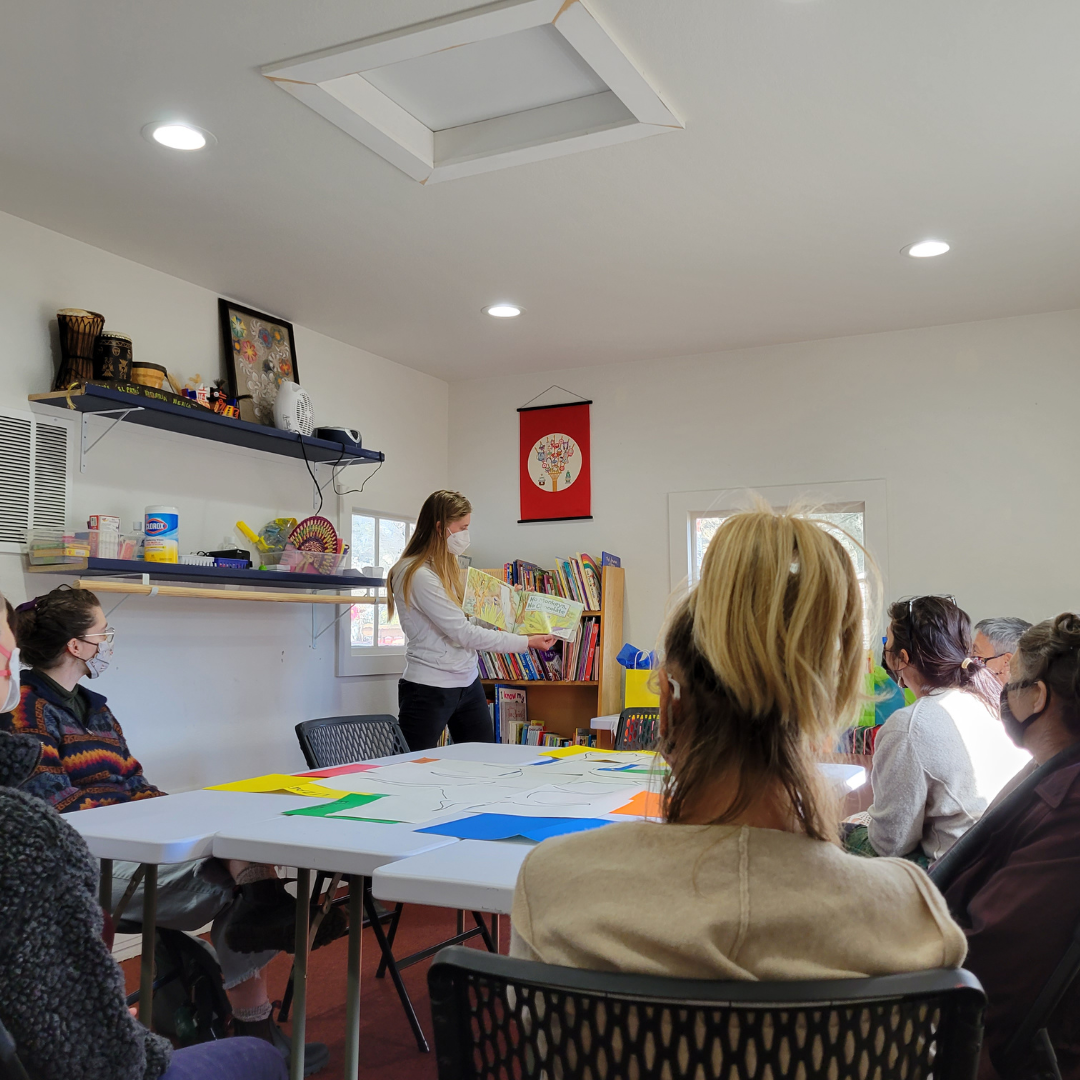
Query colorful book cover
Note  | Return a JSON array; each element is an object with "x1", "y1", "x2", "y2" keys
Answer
[
  {"x1": 601, "y1": 551, "x2": 621, "y2": 567},
  {"x1": 463, "y1": 567, "x2": 584, "y2": 641},
  {"x1": 495, "y1": 686, "x2": 527, "y2": 733}
]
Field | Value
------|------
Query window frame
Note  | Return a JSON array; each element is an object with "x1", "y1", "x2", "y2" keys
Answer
[
  {"x1": 668, "y1": 478, "x2": 889, "y2": 595},
  {"x1": 335, "y1": 507, "x2": 416, "y2": 677}
]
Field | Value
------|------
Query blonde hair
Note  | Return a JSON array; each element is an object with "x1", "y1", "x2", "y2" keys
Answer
[
  {"x1": 660, "y1": 503, "x2": 873, "y2": 840},
  {"x1": 387, "y1": 490, "x2": 472, "y2": 617}
]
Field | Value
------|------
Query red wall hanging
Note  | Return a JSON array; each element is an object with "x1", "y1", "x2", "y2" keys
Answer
[{"x1": 518, "y1": 398, "x2": 592, "y2": 523}]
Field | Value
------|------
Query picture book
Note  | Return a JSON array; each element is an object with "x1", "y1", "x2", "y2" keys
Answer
[{"x1": 463, "y1": 567, "x2": 584, "y2": 641}]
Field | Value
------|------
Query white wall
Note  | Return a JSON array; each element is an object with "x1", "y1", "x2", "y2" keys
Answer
[
  {"x1": 450, "y1": 308, "x2": 1080, "y2": 653},
  {"x1": 0, "y1": 209, "x2": 448, "y2": 790}
]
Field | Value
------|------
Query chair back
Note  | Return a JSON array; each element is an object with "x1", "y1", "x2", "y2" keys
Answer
[
  {"x1": 429, "y1": 947, "x2": 986, "y2": 1080},
  {"x1": 615, "y1": 707, "x2": 660, "y2": 751},
  {"x1": 0, "y1": 1015, "x2": 32, "y2": 1080},
  {"x1": 295, "y1": 714, "x2": 409, "y2": 769}
]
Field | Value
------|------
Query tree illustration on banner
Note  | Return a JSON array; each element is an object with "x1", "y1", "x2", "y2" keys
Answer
[
  {"x1": 519, "y1": 400, "x2": 592, "y2": 522},
  {"x1": 530, "y1": 433, "x2": 581, "y2": 492}
]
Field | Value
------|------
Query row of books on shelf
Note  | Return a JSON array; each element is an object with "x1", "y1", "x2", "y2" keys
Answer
[
  {"x1": 486, "y1": 686, "x2": 595, "y2": 747},
  {"x1": 500, "y1": 722, "x2": 596, "y2": 748},
  {"x1": 495, "y1": 550, "x2": 619, "y2": 611},
  {"x1": 478, "y1": 616, "x2": 601, "y2": 682}
]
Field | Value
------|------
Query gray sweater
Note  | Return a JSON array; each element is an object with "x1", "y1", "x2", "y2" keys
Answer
[
  {"x1": 867, "y1": 688, "x2": 1031, "y2": 860},
  {"x1": 0, "y1": 731, "x2": 172, "y2": 1080}
]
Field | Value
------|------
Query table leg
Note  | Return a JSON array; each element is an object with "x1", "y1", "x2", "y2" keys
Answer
[
  {"x1": 291, "y1": 868, "x2": 311, "y2": 1080},
  {"x1": 343, "y1": 876, "x2": 363, "y2": 1080},
  {"x1": 139, "y1": 864, "x2": 157, "y2": 1029},
  {"x1": 99, "y1": 858, "x2": 113, "y2": 912}
]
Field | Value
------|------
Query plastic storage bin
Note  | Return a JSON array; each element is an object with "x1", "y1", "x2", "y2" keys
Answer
[
  {"x1": 260, "y1": 549, "x2": 349, "y2": 575},
  {"x1": 26, "y1": 531, "x2": 91, "y2": 565}
]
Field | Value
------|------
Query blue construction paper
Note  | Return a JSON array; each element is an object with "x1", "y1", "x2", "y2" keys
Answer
[{"x1": 417, "y1": 814, "x2": 612, "y2": 842}]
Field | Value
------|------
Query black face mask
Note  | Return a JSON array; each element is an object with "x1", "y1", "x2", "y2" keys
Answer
[
  {"x1": 881, "y1": 647, "x2": 896, "y2": 684},
  {"x1": 1000, "y1": 682, "x2": 1046, "y2": 748}
]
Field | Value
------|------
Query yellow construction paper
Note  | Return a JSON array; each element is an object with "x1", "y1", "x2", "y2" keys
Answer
[
  {"x1": 206, "y1": 774, "x2": 340, "y2": 798},
  {"x1": 539, "y1": 747, "x2": 657, "y2": 760}
]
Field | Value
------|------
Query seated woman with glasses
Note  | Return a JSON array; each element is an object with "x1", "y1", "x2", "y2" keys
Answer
[
  {"x1": 512, "y1": 507, "x2": 966, "y2": 978},
  {"x1": 0, "y1": 585, "x2": 338, "y2": 1070},
  {"x1": 844, "y1": 595, "x2": 1030, "y2": 866},
  {"x1": 929, "y1": 614, "x2": 1080, "y2": 1080}
]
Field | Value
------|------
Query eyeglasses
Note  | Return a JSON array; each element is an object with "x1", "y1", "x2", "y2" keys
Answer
[
  {"x1": 976, "y1": 652, "x2": 1007, "y2": 664},
  {"x1": 81, "y1": 627, "x2": 116, "y2": 644}
]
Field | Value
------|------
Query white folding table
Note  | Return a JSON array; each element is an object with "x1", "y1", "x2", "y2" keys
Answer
[
  {"x1": 371, "y1": 761, "x2": 869, "y2": 917},
  {"x1": 209, "y1": 741, "x2": 544, "y2": 1080},
  {"x1": 69, "y1": 789, "x2": 322, "y2": 1026}
]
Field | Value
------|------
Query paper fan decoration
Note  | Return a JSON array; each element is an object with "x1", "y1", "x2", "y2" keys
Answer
[{"x1": 288, "y1": 515, "x2": 341, "y2": 553}]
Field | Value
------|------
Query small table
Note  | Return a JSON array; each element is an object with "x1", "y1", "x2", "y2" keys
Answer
[
  {"x1": 213, "y1": 812, "x2": 460, "y2": 1080},
  {"x1": 69, "y1": 790, "x2": 322, "y2": 1027},
  {"x1": 372, "y1": 839, "x2": 531, "y2": 916}
]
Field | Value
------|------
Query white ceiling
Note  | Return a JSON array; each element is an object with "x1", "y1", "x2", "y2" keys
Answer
[
  {"x1": 2, "y1": 0, "x2": 1080, "y2": 382},
  {"x1": 362, "y1": 24, "x2": 608, "y2": 131}
]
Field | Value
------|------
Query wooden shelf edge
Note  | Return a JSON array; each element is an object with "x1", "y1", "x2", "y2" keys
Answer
[{"x1": 481, "y1": 679, "x2": 599, "y2": 687}]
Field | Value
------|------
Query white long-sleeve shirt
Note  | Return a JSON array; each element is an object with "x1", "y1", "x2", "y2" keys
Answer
[
  {"x1": 393, "y1": 563, "x2": 529, "y2": 688},
  {"x1": 867, "y1": 688, "x2": 1030, "y2": 860}
]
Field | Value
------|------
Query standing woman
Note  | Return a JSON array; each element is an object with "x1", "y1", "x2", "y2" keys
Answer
[{"x1": 388, "y1": 491, "x2": 556, "y2": 750}]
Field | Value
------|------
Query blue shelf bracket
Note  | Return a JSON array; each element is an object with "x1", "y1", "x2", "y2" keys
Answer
[
  {"x1": 311, "y1": 601, "x2": 353, "y2": 649},
  {"x1": 81, "y1": 407, "x2": 145, "y2": 473}
]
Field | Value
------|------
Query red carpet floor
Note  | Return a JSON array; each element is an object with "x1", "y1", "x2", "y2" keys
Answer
[{"x1": 123, "y1": 906, "x2": 508, "y2": 1080}]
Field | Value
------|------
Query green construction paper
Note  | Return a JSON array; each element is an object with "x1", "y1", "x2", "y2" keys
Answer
[{"x1": 283, "y1": 792, "x2": 385, "y2": 818}]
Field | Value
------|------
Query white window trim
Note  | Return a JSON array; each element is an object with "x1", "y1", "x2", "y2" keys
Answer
[
  {"x1": 668, "y1": 478, "x2": 889, "y2": 593},
  {"x1": 335, "y1": 507, "x2": 415, "y2": 678}
]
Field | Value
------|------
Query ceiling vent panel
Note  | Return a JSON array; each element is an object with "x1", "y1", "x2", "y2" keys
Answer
[{"x1": 264, "y1": 0, "x2": 682, "y2": 184}]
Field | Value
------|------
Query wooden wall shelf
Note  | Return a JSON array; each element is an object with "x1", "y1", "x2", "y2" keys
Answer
[{"x1": 73, "y1": 579, "x2": 368, "y2": 605}]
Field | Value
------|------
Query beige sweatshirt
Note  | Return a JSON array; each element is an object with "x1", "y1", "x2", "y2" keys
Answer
[{"x1": 510, "y1": 821, "x2": 967, "y2": 979}]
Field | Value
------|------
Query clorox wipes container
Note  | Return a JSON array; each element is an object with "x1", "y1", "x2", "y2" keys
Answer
[{"x1": 144, "y1": 505, "x2": 179, "y2": 563}]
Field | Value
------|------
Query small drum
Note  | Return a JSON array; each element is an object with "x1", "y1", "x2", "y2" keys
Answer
[{"x1": 92, "y1": 332, "x2": 133, "y2": 382}]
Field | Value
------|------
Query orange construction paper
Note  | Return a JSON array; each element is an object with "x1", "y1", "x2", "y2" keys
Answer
[{"x1": 612, "y1": 790, "x2": 663, "y2": 818}]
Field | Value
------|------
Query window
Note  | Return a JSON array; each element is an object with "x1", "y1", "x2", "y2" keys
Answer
[
  {"x1": 336, "y1": 509, "x2": 415, "y2": 676},
  {"x1": 669, "y1": 480, "x2": 888, "y2": 647},
  {"x1": 691, "y1": 507, "x2": 865, "y2": 585}
]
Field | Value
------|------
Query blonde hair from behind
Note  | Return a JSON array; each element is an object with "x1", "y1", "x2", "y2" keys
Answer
[
  {"x1": 387, "y1": 490, "x2": 472, "y2": 617},
  {"x1": 660, "y1": 501, "x2": 876, "y2": 840}
]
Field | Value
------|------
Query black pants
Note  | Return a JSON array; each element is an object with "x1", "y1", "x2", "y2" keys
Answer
[{"x1": 397, "y1": 676, "x2": 493, "y2": 751}]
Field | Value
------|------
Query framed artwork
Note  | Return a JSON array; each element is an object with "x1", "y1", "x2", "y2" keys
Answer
[{"x1": 218, "y1": 299, "x2": 299, "y2": 425}]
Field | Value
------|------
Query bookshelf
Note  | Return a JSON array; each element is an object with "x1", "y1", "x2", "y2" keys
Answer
[{"x1": 479, "y1": 564, "x2": 625, "y2": 742}]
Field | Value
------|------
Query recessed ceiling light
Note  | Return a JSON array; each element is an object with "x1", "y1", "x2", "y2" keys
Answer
[
  {"x1": 141, "y1": 122, "x2": 215, "y2": 151},
  {"x1": 484, "y1": 304, "x2": 522, "y2": 318},
  {"x1": 903, "y1": 240, "x2": 950, "y2": 258}
]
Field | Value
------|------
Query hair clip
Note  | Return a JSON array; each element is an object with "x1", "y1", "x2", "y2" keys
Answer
[{"x1": 15, "y1": 598, "x2": 39, "y2": 613}]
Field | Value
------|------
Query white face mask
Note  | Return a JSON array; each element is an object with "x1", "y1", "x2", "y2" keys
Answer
[
  {"x1": 446, "y1": 528, "x2": 471, "y2": 557},
  {"x1": 83, "y1": 639, "x2": 112, "y2": 680},
  {"x1": 0, "y1": 644, "x2": 20, "y2": 713}
]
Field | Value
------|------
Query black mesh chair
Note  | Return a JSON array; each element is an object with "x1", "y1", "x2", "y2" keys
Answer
[
  {"x1": 0, "y1": 1016, "x2": 32, "y2": 1080},
  {"x1": 295, "y1": 713, "x2": 410, "y2": 767},
  {"x1": 614, "y1": 707, "x2": 660, "y2": 751},
  {"x1": 290, "y1": 714, "x2": 496, "y2": 1053},
  {"x1": 429, "y1": 947, "x2": 986, "y2": 1080}
]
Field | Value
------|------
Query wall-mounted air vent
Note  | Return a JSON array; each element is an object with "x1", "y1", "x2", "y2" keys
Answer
[{"x1": 0, "y1": 414, "x2": 70, "y2": 544}]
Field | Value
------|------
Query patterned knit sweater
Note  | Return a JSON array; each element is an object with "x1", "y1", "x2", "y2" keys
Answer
[{"x1": 0, "y1": 669, "x2": 163, "y2": 812}]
